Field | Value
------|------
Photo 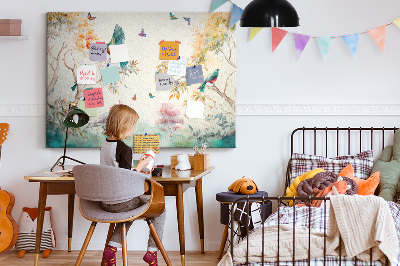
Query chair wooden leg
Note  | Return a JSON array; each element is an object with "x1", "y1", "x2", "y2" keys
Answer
[
  {"x1": 218, "y1": 225, "x2": 229, "y2": 259},
  {"x1": 101, "y1": 223, "x2": 115, "y2": 266},
  {"x1": 121, "y1": 223, "x2": 128, "y2": 266},
  {"x1": 75, "y1": 222, "x2": 97, "y2": 266},
  {"x1": 147, "y1": 220, "x2": 172, "y2": 266}
]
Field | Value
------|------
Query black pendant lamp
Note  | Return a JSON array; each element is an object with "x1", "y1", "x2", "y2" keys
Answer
[{"x1": 240, "y1": 0, "x2": 300, "y2": 27}]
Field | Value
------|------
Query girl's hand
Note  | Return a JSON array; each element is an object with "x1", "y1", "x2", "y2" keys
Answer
[{"x1": 135, "y1": 155, "x2": 152, "y2": 173}]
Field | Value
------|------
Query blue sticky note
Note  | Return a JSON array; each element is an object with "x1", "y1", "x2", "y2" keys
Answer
[
  {"x1": 89, "y1": 43, "x2": 107, "y2": 61},
  {"x1": 100, "y1": 66, "x2": 121, "y2": 85},
  {"x1": 185, "y1": 65, "x2": 204, "y2": 86}
]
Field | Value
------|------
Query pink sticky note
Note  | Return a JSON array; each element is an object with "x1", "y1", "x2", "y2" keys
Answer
[{"x1": 84, "y1": 87, "x2": 104, "y2": 108}]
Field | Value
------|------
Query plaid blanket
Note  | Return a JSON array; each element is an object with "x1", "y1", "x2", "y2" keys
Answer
[
  {"x1": 289, "y1": 150, "x2": 374, "y2": 185},
  {"x1": 233, "y1": 201, "x2": 400, "y2": 266}
]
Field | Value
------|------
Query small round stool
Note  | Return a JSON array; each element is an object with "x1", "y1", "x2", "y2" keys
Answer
[{"x1": 216, "y1": 191, "x2": 272, "y2": 259}]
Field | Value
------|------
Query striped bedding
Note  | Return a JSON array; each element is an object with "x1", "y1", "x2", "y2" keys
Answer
[{"x1": 233, "y1": 201, "x2": 400, "y2": 266}]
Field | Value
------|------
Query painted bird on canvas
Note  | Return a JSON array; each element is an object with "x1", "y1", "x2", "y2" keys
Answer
[
  {"x1": 198, "y1": 69, "x2": 219, "y2": 92},
  {"x1": 169, "y1": 12, "x2": 178, "y2": 20},
  {"x1": 132, "y1": 94, "x2": 137, "y2": 101},
  {"x1": 183, "y1": 17, "x2": 191, "y2": 25},
  {"x1": 138, "y1": 28, "x2": 146, "y2": 37},
  {"x1": 87, "y1": 12, "x2": 96, "y2": 20},
  {"x1": 149, "y1": 93, "x2": 155, "y2": 98}
]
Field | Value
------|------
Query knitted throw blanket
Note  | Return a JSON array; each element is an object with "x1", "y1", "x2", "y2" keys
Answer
[
  {"x1": 218, "y1": 195, "x2": 398, "y2": 266},
  {"x1": 329, "y1": 195, "x2": 398, "y2": 264}
]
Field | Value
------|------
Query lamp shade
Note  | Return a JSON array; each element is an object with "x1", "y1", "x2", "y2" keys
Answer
[
  {"x1": 63, "y1": 107, "x2": 89, "y2": 128},
  {"x1": 240, "y1": 0, "x2": 299, "y2": 27}
]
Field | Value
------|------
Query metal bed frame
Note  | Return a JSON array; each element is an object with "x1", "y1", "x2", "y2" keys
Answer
[{"x1": 229, "y1": 127, "x2": 398, "y2": 265}]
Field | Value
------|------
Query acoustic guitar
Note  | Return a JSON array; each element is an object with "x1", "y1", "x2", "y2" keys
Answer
[
  {"x1": 0, "y1": 123, "x2": 17, "y2": 253},
  {"x1": 0, "y1": 187, "x2": 18, "y2": 253},
  {"x1": 0, "y1": 123, "x2": 9, "y2": 164}
]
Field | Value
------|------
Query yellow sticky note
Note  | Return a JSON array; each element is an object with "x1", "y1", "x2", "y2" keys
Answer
[
  {"x1": 134, "y1": 135, "x2": 160, "y2": 154},
  {"x1": 159, "y1": 40, "x2": 180, "y2": 60}
]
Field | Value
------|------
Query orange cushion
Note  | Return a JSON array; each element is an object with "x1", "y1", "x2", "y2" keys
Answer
[{"x1": 339, "y1": 164, "x2": 380, "y2": 195}]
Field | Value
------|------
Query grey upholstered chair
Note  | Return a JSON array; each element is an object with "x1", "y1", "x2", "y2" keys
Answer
[{"x1": 73, "y1": 164, "x2": 171, "y2": 266}]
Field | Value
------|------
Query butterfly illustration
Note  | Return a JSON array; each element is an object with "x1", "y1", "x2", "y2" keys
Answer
[
  {"x1": 132, "y1": 94, "x2": 137, "y2": 101},
  {"x1": 138, "y1": 28, "x2": 146, "y2": 37},
  {"x1": 149, "y1": 93, "x2": 155, "y2": 98},
  {"x1": 48, "y1": 86, "x2": 55, "y2": 96},
  {"x1": 70, "y1": 82, "x2": 77, "y2": 92},
  {"x1": 183, "y1": 17, "x2": 191, "y2": 25},
  {"x1": 87, "y1": 12, "x2": 96, "y2": 20},
  {"x1": 169, "y1": 12, "x2": 178, "y2": 20}
]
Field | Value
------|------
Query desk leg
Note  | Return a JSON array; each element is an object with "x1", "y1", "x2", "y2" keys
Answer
[
  {"x1": 35, "y1": 182, "x2": 48, "y2": 266},
  {"x1": 195, "y1": 178, "x2": 205, "y2": 253},
  {"x1": 68, "y1": 194, "x2": 75, "y2": 252},
  {"x1": 176, "y1": 184, "x2": 185, "y2": 266}
]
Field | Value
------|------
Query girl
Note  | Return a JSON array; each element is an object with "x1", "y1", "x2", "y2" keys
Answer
[{"x1": 100, "y1": 104, "x2": 166, "y2": 266}]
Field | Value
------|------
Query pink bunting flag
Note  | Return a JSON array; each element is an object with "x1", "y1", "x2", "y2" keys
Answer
[
  {"x1": 293, "y1": 33, "x2": 311, "y2": 60},
  {"x1": 271, "y1": 27, "x2": 288, "y2": 52},
  {"x1": 368, "y1": 25, "x2": 386, "y2": 53}
]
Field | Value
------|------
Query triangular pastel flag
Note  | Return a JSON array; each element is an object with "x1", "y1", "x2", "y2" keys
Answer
[
  {"x1": 316, "y1": 36, "x2": 333, "y2": 61},
  {"x1": 210, "y1": 0, "x2": 229, "y2": 12},
  {"x1": 249, "y1": 28, "x2": 263, "y2": 41},
  {"x1": 342, "y1": 33, "x2": 360, "y2": 58},
  {"x1": 393, "y1": 18, "x2": 400, "y2": 28},
  {"x1": 229, "y1": 4, "x2": 244, "y2": 28},
  {"x1": 293, "y1": 33, "x2": 311, "y2": 60},
  {"x1": 271, "y1": 27, "x2": 288, "y2": 52},
  {"x1": 368, "y1": 25, "x2": 386, "y2": 53}
]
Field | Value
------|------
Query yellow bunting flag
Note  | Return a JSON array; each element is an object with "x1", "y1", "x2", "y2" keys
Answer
[
  {"x1": 249, "y1": 27, "x2": 263, "y2": 41},
  {"x1": 393, "y1": 18, "x2": 400, "y2": 28},
  {"x1": 368, "y1": 25, "x2": 386, "y2": 53}
]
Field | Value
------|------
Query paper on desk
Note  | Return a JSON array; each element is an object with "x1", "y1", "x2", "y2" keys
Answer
[
  {"x1": 100, "y1": 66, "x2": 121, "y2": 85},
  {"x1": 186, "y1": 100, "x2": 204, "y2": 119},
  {"x1": 109, "y1": 44, "x2": 129, "y2": 63},
  {"x1": 77, "y1": 65, "x2": 96, "y2": 84}
]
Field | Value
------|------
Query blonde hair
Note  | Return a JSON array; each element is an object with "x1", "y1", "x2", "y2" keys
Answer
[{"x1": 104, "y1": 104, "x2": 139, "y2": 139}]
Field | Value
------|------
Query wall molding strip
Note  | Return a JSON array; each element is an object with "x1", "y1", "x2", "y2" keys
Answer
[
  {"x1": 1, "y1": 104, "x2": 400, "y2": 117},
  {"x1": 236, "y1": 104, "x2": 400, "y2": 116},
  {"x1": 0, "y1": 104, "x2": 46, "y2": 117}
]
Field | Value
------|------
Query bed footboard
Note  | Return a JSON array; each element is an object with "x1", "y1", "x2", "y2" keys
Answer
[{"x1": 228, "y1": 195, "x2": 389, "y2": 266}]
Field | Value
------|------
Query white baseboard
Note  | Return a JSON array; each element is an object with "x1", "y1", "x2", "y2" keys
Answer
[{"x1": 53, "y1": 240, "x2": 222, "y2": 251}]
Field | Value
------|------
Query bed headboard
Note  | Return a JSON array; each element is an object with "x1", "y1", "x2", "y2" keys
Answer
[{"x1": 285, "y1": 127, "x2": 399, "y2": 190}]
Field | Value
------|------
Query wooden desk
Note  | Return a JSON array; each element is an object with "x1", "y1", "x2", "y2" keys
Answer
[{"x1": 25, "y1": 165, "x2": 214, "y2": 266}]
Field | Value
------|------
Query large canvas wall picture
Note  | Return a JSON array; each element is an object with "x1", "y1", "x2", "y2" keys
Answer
[{"x1": 46, "y1": 12, "x2": 236, "y2": 148}]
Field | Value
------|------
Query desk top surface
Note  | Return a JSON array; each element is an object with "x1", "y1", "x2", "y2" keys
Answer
[{"x1": 25, "y1": 165, "x2": 215, "y2": 182}]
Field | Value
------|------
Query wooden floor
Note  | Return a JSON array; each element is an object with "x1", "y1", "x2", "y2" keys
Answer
[{"x1": 0, "y1": 250, "x2": 222, "y2": 266}]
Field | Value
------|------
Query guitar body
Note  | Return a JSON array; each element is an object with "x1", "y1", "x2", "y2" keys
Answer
[{"x1": 0, "y1": 187, "x2": 18, "y2": 252}]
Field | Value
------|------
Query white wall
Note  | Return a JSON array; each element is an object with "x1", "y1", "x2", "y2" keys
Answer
[{"x1": 1, "y1": 0, "x2": 400, "y2": 252}]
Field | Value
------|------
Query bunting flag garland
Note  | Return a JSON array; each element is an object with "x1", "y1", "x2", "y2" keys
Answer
[
  {"x1": 293, "y1": 33, "x2": 311, "y2": 60},
  {"x1": 342, "y1": 33, "x2": 360, "y2": 58},
  {"x1": 229, "y1": 4, "x2": 244, "y2": 28},
  {"x1": 393, "y1": 18, "x2": 400, "y2": 28},
  {"x1": 316, "y1": 36, "x2": 333, "y2": 61},
  {"x1": 271, "y1": 27, "x2": 288, "y2": 52},
  {"x1": 209, "y1": 0, "x2": 400, "y2": 61},
  {"x1": 249, "y1": 27, "x2": 263, "y2": 41},
  {"x1": 368, "y1": 25, "x2": 386, "y2": 53},
  {"x1": 210, "y1": 0, "x2": 229, "y2": 12}
]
